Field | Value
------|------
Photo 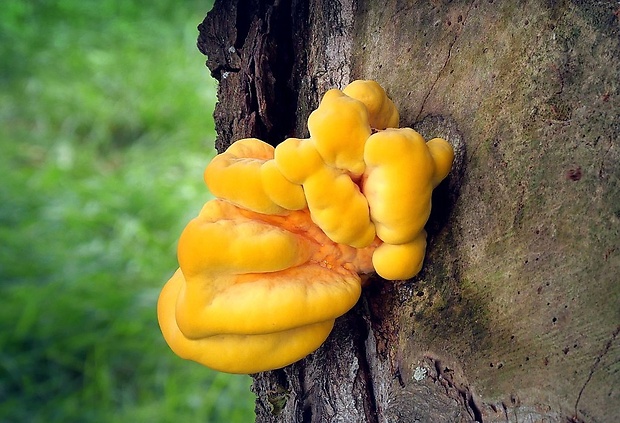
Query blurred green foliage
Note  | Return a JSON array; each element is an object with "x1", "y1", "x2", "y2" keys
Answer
[{"x1": 0, "y1": 0, "x2": 256, "y2": 421}]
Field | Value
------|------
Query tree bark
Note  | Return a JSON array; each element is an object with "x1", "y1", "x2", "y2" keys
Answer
[{"x1": 198, "y1": 1, "x2": 620, "y2": 421}]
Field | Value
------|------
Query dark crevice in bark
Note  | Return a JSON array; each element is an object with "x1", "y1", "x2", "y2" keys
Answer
[
  {"x1": 301, "y1": 406, "x2": 312, "y2": 423},
  {"x1": 365, "y1": 283, "x2": 394, "y2": 360},
  {"x1": 263, "y1": 0, "x2": 297, "y2": 144},
  {"x1": 355, "y1": 310, "x2": 380, "y2": 423},
  {"x1": 415, "y1": 0, "x2": 476, "y2": 122},
  {"x1": 431, "y1": 358, "x2": 484, "y2": 423},
  {"x1": 234, "y1": 0, "x2": 254, "y2": 49},
  {"x1": 198, "y1": 0, "x2": 298, "y2": 151},
  {"x1": 468, "y1": 393, "x2": 484, "y2": 423},
  {"x1": 414, "y1": 114, "x2": 466, "y2": 239},
  {"x1": 501, "y1": 402, "x2": 509, "y2": 422},
  {"x1": 573, "y1": 324, "x2": 620, "y2": 420}
]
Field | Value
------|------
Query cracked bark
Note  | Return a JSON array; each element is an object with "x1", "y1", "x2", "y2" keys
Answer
[
  {"x1": 574, "y1": 325, "x2": 620, "y2": 419},
  {"x1": 198, "y1": 0, "x2": 620, "y2": 421},
  {"x1": 415, "y1": 0, "x2": 476, "y2": 122}
]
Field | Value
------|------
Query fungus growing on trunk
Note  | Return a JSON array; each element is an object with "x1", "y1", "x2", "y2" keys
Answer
[{"x1": 157, "y1": 80, "x2": 454, "y2": 373}]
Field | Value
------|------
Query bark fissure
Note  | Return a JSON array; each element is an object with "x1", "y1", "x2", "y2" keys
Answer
[
  {"x1": 233, "y1": 0, "x2": 254, "y2": 48},
  {"x1": 415, "y1": 0, "x2": 476, "y2": 122},
  {"x1": 431, "y1": 357, "x2": 484, "y2": 423},
  {"x1": 501, "y1": 402, "x2": 509, "y2": 422},
  {"x1": 573, "y1": 324, "x2": 620, "y2": 419},
  {"x1": 355, "y1": 315, "x2": 380, "y2": 423}
]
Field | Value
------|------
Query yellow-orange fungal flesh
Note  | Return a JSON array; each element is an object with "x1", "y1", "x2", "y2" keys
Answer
[
  {"x1": 158, "y1": 80, "x2": 454, "y2": 373},
  {"x1": 158, "y1": 200, "x2": 377, "y2": 373}
]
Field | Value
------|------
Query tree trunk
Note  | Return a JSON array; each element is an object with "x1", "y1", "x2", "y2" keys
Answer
[{"x1": 197, "y1": 1, "x2": 620, "y2": 421}]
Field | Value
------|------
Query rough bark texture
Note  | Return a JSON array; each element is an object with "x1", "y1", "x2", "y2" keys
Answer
[{"x1": 198, "y1": 1, "x2": 620, "y2": 422}]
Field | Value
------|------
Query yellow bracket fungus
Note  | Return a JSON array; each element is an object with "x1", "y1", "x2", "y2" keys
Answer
[{"x1": 158, "y1": 79, "x2": 454, "y2": 374}]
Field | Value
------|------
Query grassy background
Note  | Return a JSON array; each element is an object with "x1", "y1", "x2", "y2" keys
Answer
[{"x1": 0, "y1": 0, "x2": 255, "y2": 421}]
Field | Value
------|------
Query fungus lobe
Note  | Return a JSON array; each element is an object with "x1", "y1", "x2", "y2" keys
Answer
[{"x1": 157, "y1": 80, "x2": 454, "y2": 373}]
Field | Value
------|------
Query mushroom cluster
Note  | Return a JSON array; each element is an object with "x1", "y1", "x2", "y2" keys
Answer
[{"x1": 157, "y1": 80, "x2": 454, "y2": 373}]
